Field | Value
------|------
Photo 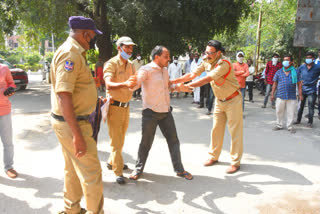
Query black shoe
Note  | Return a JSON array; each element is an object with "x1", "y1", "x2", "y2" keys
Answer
[
  {"x1": 306, "y1": 123, "x2": 313, "y2": 128},
  {"x1": 107, "y1": 163, "x2": 128, "y2": 170},
  {"x1": 293, "y1": 121, "x2": 300, "y2": 125},
  {"x1": 198, "y1": 105, "x2": 204, "y2": 108},
  {"x1": 116, "y1": 176, "x2": 126, "y2": 184}
]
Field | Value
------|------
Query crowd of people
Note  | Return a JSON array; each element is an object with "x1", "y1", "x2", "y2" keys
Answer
[{"x1": 1, "y1": 15, "x2": 320, "y2": 214}]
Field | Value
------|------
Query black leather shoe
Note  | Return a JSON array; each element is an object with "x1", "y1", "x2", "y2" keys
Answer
[
  {"x1": 116, "y1": 176, "x2": 126, "y2": 184},
  {"x1": 107, "y1": 163, "x2": 128, "y2": 170}
]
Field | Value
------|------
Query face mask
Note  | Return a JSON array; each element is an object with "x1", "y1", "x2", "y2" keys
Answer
[
  {"x1": 305, "y1": 58, "x2": 313, "y2": 64},
  {"x1": 89, "y1": 37, "x2": 97, "y2": 50},
  {"x1": 272, "y1": 57, "x2": 278, "y2": 65},
  {"x1": 282, "y1": 61, "x2": 290, "y2": 67},
  {"x1": 120, "y1": 47, "x2": 132, "y2": 60},
  {"x1": 237, "y1": 57, "x2": 244, "y2": 63},
  {"x1": 137, "y1": 56, "x2": 141, "y2": 60},
  {"x1": 173, "y1": 60, "x2": 178, "y2": 64}
]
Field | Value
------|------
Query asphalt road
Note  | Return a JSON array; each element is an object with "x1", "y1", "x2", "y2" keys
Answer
[{"x1": 0, "y1": 73, "x2": 319, "y2": 214}]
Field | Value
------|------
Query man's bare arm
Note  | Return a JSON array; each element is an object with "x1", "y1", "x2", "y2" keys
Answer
[
  {"x1": 105, "y1": 76, "x2": 136, "y2": 90},
  {"x1": 171, "y1": 73, "x2": 197, "y2": 84},
  {"x1": 187, "y1": 76, "x2": 212, "y2": 88}
]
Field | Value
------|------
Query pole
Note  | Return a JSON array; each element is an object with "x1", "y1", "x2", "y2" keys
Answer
[
  {"x1": 51, "y1": 33, "x2": 55, "y2": 53},
  {"x1": 254, "y1": 4, "x2": 263, "y2": 74}
]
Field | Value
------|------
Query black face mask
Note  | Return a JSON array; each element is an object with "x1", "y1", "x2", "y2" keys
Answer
[{"x1": 89, "y1": 36, "x2": 97, "y2": 50}]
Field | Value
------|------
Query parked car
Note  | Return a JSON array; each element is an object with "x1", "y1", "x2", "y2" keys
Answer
[{"x1": 0, "y1": 58, "x2": 28, "y2": 90}]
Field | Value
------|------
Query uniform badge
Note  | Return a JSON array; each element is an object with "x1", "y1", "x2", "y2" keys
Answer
[{"x1": 64, "y1": 60, "x2": 74, "y2": 72}]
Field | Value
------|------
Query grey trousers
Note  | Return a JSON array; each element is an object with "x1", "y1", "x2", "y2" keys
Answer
[
  {"x1": 0, "y1": 113, "x2": 14, "y2": 171},
  {"x1": 134, "y1": 108, "x2": 185, "y2": 174}
]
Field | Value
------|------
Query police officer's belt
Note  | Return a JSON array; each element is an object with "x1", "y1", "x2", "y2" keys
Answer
[
  {"x1": 51, "y1": 113, "x2": 89, "y2": 122},
  {"x1": 111, "y1": 100, "x2": 130, "y2": 108},
  {"x1": 219, "y1": 91, "x2": 239, "y2": 102}
]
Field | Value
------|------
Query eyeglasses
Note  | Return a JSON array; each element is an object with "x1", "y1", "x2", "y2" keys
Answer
[{"x1": 205, "y1": 51, "x2": 217, "y2": 55}]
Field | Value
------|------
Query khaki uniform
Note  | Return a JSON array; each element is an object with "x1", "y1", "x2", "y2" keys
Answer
[
  {"x1": 103, "y1": 55, "x2": 135, "y2": 176},
  {"x1": 50, "y1": 37, "x2": 104, "y2": 214},
  {"x1": 132, "y1": 59, "x2": 144, "y2": 71},
  {"x1": 194, "y1": 56, "x2": 243, "y2": 166}
]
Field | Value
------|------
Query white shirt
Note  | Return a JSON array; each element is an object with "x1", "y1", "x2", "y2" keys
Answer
[
  {"x1": 246, "y1": 65, "x2": 255, "y2": 82},
  {"x1": 191, "y1": 58, "x2": 202, "y2": 81},
  {"x1": 168, "y1": 63, "x2": 182, "y2": 80},
  {"x1": 184, "y1": 59, "x2": 193, "y2": 74}
]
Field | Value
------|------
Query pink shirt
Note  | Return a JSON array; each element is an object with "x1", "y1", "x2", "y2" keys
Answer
[
  {"x1": 135, "y1": 62, "x2": 171, "y2": 113},
  {"x1": 0, "y1": 64, "x2": 16, "y2": 116}
]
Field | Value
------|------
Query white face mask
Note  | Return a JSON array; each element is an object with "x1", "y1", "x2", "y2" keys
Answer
[
  {"x1": 237, "y1": 57, "x2": 244, "y2": 63},
  {"x1": 173, "y1": 60, "x2": 178, "y2": 64},
  {"x1": 272, "y1": 57, "x2": 279, "y2": 65},
  {"x1": 137, "y1": 56, "x2": 141, "y2": 60}
]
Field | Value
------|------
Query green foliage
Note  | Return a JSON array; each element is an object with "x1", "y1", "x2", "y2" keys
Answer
[
  {"x1": 26, "y1": 53, "x2": 41, "y2": 65},
  {"x1": 214, "y1": 0, "x2": 310, "y2": 65},
  {"x1": 45, "y1": 52, "x2": 54, "y2": 64},
  {"x1": 6, "y1": 54, "x2": 20, "y2": 64},
  {"x1": 0, "y1": 0, "x2": 253, "y2": 60}
]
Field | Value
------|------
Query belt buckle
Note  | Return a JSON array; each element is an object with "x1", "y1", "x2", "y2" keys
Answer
[
  {"x1": 221, "y1": 98, "x2": 226, "y2": 102},
  {"x1": 124, "y1": 102, "x2": 128, "y2": 107},
  {"x1": 119, "y1": 102, "x2": 123, "y2": 107}
]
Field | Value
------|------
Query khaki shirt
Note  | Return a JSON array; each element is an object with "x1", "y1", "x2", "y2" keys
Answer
[
  {"x1": 50, "y1": 37, "x2": 97, "y2": 116},
  {"x1": 193, "y1": 57, "x2": 240, "y2": 100},
  {"x1": 103, "y1": 55, "x2": 135, "y2": 103},
  {"x1": 132, "y1": 59, "x2": 144, "y2": 71}
]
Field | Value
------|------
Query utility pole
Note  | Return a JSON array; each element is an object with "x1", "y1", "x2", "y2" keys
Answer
[{"x1": 254, "y1": 4, "x2": 263, "y2": 74}]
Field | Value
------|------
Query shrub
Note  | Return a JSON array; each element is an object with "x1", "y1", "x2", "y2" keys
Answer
[{"x1": 26, "y1": 54, "x2": 41, "y2": 65}]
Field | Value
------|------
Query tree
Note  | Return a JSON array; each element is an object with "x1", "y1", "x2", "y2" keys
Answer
[{"x1": 1, "y1": 0, "x2": 253, "y2": 61}]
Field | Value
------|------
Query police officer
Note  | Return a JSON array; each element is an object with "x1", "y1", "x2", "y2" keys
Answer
[
  {"x1": 103, "y1": 36, "x2": 137, "y2": 184},
  {"x1": 171, "y1": 40, "x2": 243, "y2": 174},
  {"x1": 50, "y1": 16, "x2": 104, "y2": 213}
]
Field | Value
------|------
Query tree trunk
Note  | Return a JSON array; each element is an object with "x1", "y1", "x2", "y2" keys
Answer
[{"x1": 93, "y1": 0, "x2": 113, "y2": 62}]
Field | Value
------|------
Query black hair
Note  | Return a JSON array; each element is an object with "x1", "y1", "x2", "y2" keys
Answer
[
  {"x1": 306, "y1": 51, "x2": 315, "y2": 58},
  {"x1": 207, "y1": 40, "x2": 225, "y2": 53},
  {"x1": 283, "y1": 54, "x2": 293, "y2": 62},
  {"x1": 151, "y1": 46, "x2": 168, "y2": 60}
]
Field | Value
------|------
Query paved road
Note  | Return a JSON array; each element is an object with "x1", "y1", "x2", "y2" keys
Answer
[{"x1": 0, "y1": 73, "x2": 319, "y2": 214}]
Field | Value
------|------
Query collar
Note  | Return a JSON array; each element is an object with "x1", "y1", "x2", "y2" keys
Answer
[
  {"x1": 150, "y1": 61, "x2": 162, "y2": 69},
  {"x1": 67, "y1": 37, "x2": 86, "y2": 54}
]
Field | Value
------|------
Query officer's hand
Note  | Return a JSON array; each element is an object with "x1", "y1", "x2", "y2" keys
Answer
[
  {"x1": 125, "y1": 76, "x2": 137, "y2": 89},
  {"x1": 73, "y1": 135, "x2": 87, "y2": 158},
  {"x1": 178, "y1": 83, "x2": 192, "y2": 92}
]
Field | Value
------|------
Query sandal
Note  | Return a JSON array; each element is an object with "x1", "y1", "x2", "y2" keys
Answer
[
  {"x1": 129, "y1": 171, "x2": 141, "y2": 180},
  {"x1": 177, "y1": 171, "x2": 193, "y2": 180}
]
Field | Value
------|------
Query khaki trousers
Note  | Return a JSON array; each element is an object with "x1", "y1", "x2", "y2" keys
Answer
[
  {"x1": 51, "y1": 119, "x2": 104, "y2": 214},
  {"x1": 107, "y1": 105, "x2": 130, "y2": 176},
  {"x1": 209, "y1": 93, "x2": 243, "y2": 166},
  {"x1": 275, "y1": 98, "x2": 296, "y2": 130}
]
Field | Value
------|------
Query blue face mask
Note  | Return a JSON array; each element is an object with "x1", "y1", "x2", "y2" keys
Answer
[
  {"x1": 120, "y1": 47, "x2": 132, "y2": 60},
  {"x1": 305, "y1": 58, "x2": 313, "y2": 64},
  {"x1": 282, "y1": 61, "x2": 290, "y2": 67}
]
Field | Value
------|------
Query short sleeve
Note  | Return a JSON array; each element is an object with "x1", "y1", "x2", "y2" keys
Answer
[
  {"x1": 192, "y1": 62, "x2": 205, "y2": 76},
  {"x1": 273, "y1": 71, "x2": 279, "y2": 82},
  {"x1": 55, "y1": 52, "x2": 80, "y2": 93},
  {"x1": 207, "y1": 60, "x2": 230, "y2": 81},
  {"x1": 103, "y1": 60, "x2": 116, "y2": 79}
]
